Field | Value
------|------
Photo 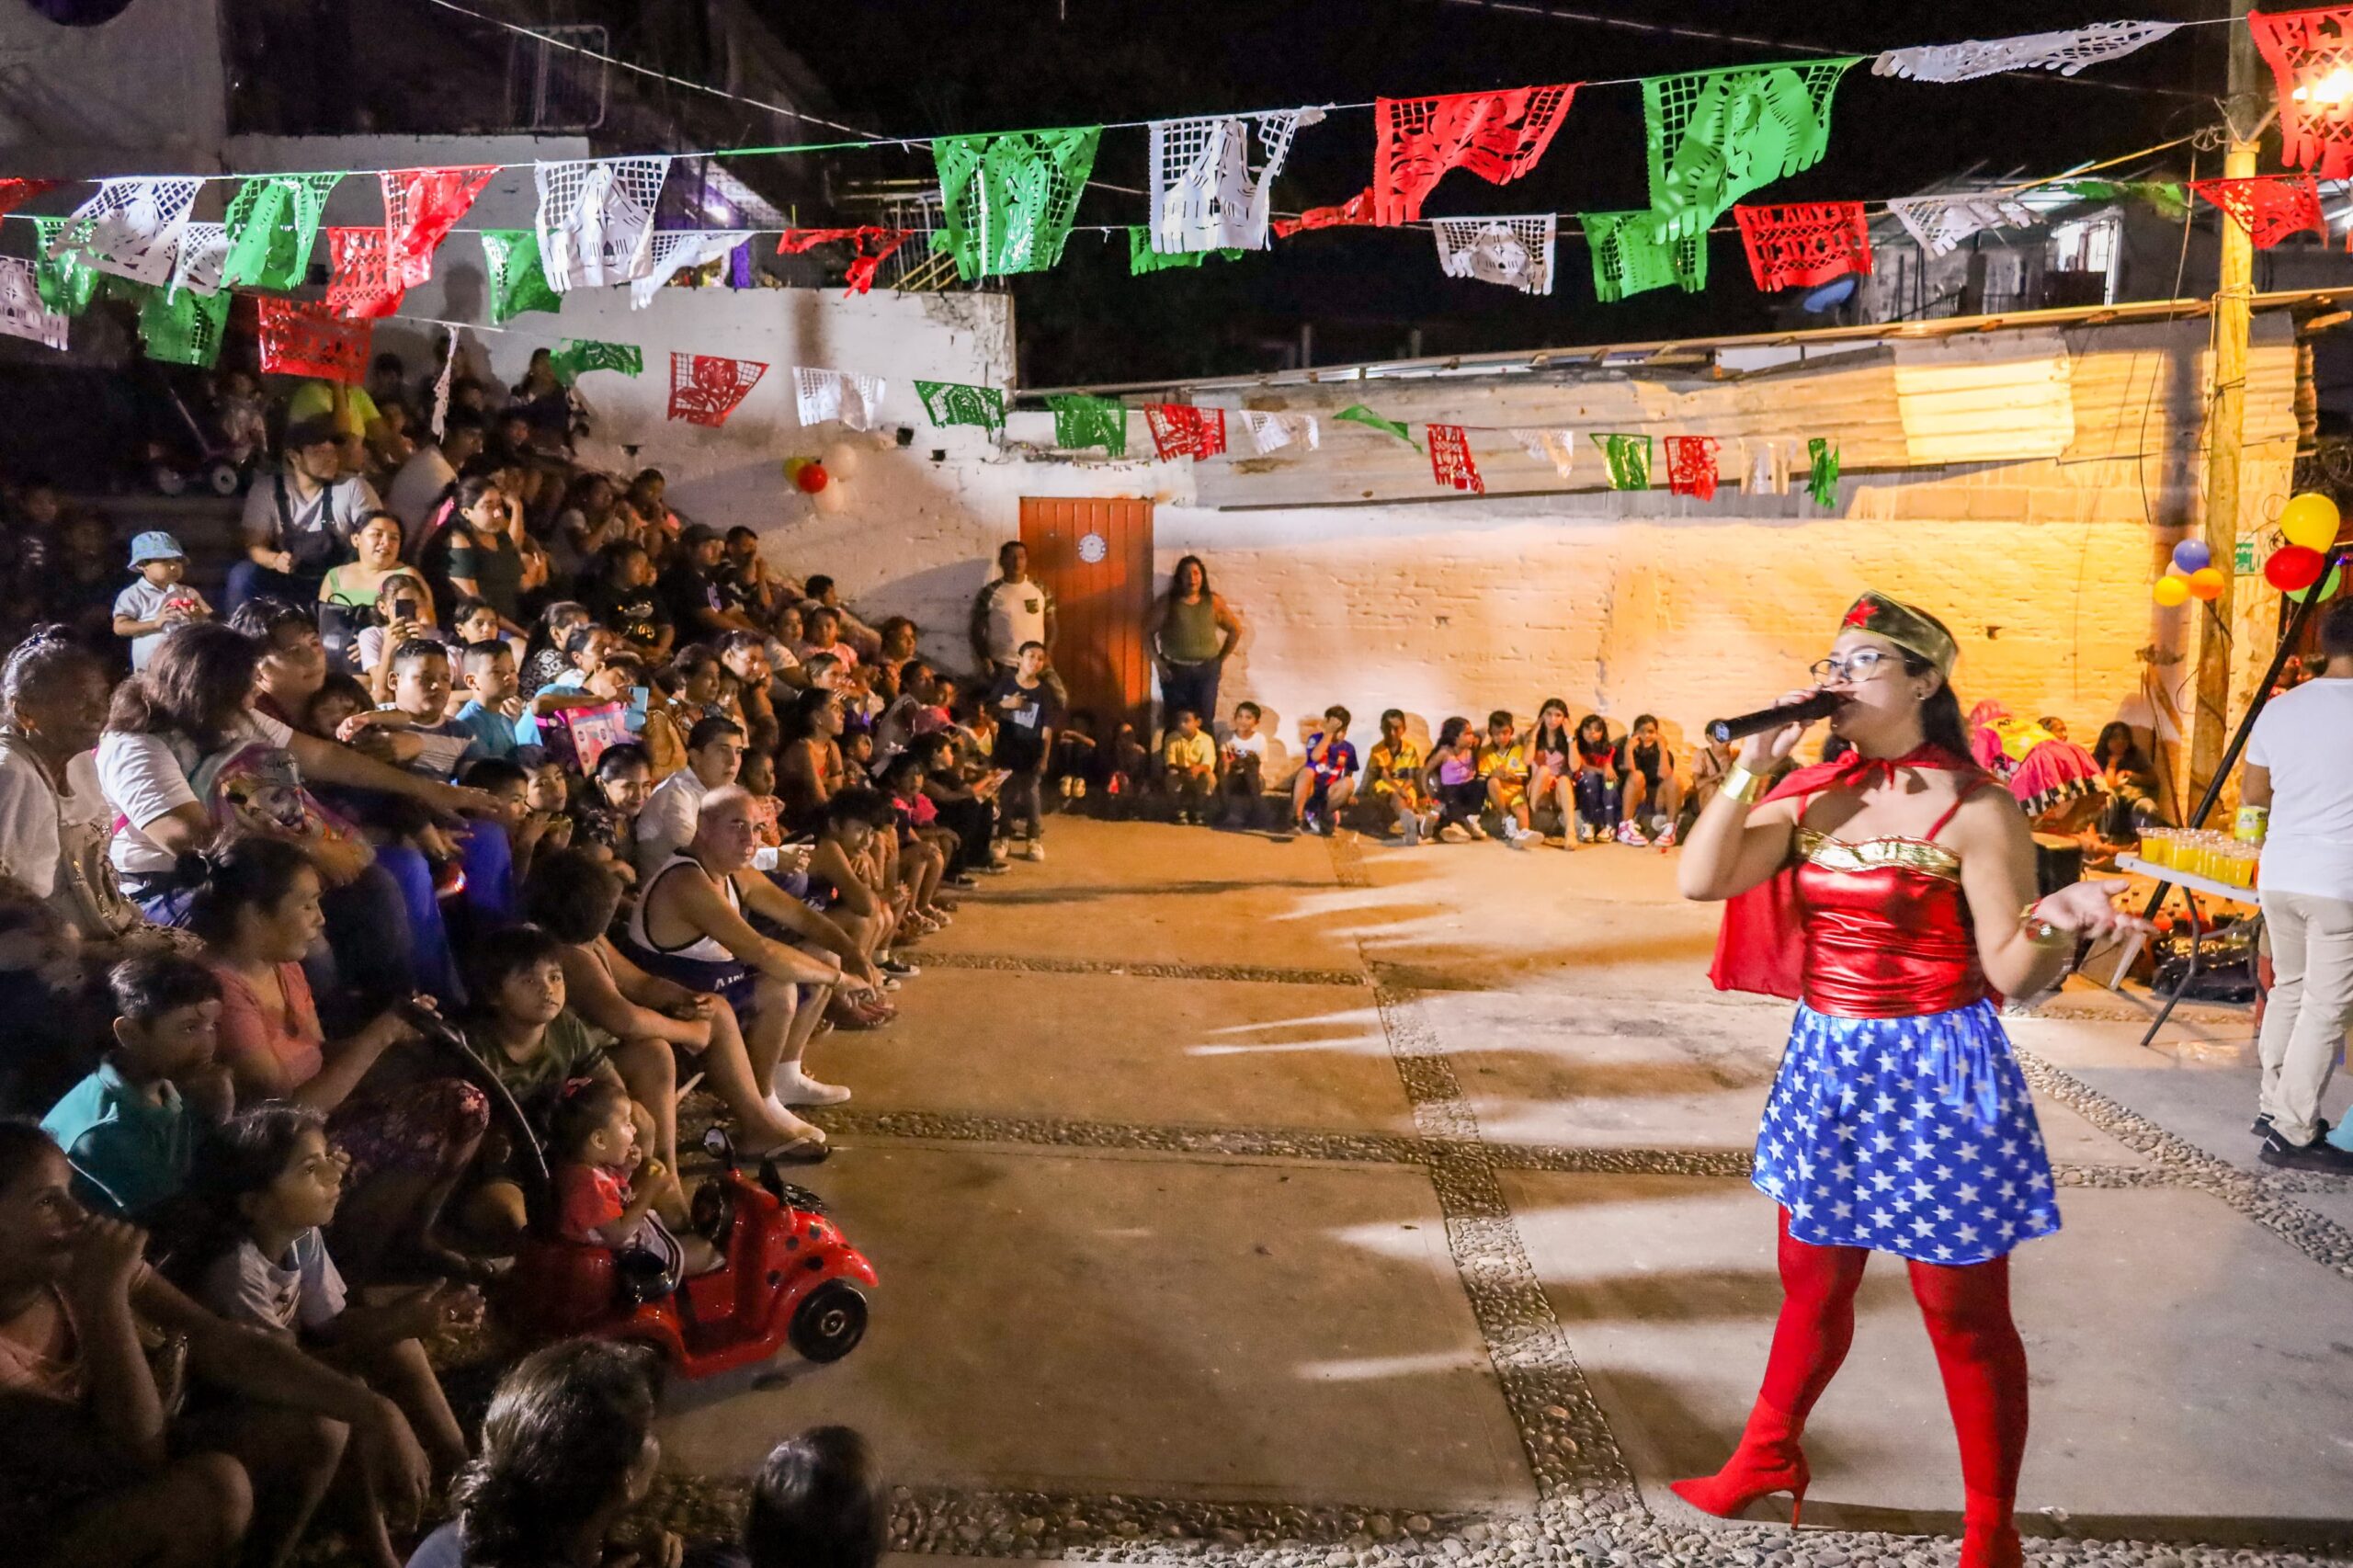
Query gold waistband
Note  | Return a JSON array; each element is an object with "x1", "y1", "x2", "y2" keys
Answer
[{"x1": 1795, "y1": 827, "x2": 1962, "y2": 881}]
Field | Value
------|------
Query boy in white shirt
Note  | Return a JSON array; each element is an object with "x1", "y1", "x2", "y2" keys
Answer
[{"x1": 1219, "y1": 701, "x2": 1268, "y2": 828}]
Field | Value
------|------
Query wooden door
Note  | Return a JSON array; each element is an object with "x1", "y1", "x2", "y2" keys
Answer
[{"x1": 1020, "y1": 497, "x2": 1154, "y2": 741}]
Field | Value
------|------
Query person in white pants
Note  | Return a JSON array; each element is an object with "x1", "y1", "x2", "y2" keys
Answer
[{"x1": 2241, "y1": 599, "x2": 2353, "y2": 1173}]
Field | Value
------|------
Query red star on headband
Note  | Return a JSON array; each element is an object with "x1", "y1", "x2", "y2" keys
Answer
[{"x1": 1843, "y1": 600, "x2": 1877, "y2": 629}]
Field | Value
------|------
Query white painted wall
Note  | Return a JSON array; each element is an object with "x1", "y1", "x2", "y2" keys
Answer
[
  {"x1": 0, "y1": 0, "x2": 227, "y2": 173},
  {"x1": 352, "y1": 281, "x2": 2283, "y2": 778}
]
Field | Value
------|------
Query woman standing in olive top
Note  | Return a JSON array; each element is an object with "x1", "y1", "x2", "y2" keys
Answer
[{"x1": 1146, "y1": 555, "x2": 1243, "y2": 742}]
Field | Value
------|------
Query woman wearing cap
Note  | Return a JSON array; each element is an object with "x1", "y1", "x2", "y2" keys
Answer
[{"x1": 1675, "y1": 593, "x2": 2148, "y2": 1568}]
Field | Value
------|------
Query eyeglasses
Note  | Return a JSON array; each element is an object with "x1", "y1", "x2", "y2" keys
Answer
[{"x1": 1809, "y1": 649, "x2": 1895, "y2": 686}]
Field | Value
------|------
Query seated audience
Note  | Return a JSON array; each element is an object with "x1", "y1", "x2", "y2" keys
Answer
[
  {"x1": 1528, "y1": 699, "x2": 1576, "y2": 842},
  {"x1": 1290, "y1": 704, "x2": 1358, "y2": 837},
  {"x1": 0, "y1": 1119, "x2": 433, "y2": 1568},
  {"x1": 1427, "y1": 716, "x2": 1485, "y2": 841},
  {"x1": 1218, "y1": 700, "x2": 1267, "y2": 828},
  {"x1": 620, "y1": 787, "x2": 882, "y2": 1157},
  {"x1": 1479, "y1": 710, "x2": 1538, "y2": 849},
  {"x1": 113, "y1": 531, "x2": 211, "y2": 674},
  {"x1": 1161, "y1": 708, "x2": 1216, "y2": 824},
  {"x1": 185, "y1": 835, "x2": 488, "y2": 1283},
  {"x1": 189, "y1": 1104, "x2": 476, "y2": 1568},
  {"x1": 1619, "y1": 713, "x2": 1680, "y2": 848},
  {"x1": 406, "y1": 1339, "x2": 673, "y2": 1568},
  {"x1": 636, "y1": 715, "x2": 745, "y2": 879},
  {"x1": 1570, "y1": 714, "x2": 1621, "y2": 845},
  {"x1": 547, "y1": 1077, "x2": 718, "y2": 1276},
  {"x1": 525, "y1": 847, "x2": 823, "y2": 1165},
  {"x1": 41, "y1": 954, "x2": 229, "y2": 1221},
  {"x1": 1365, "y1": 708, "x2": 1434, "y2": 846}
]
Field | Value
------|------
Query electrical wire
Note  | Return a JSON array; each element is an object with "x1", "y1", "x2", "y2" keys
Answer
[
  {"x1": 0, "y1": 0, "x2": 2245, "y2": 193},
  {"x1": 1431, "y1": 0, "x2": 2230, "y2": 99}
]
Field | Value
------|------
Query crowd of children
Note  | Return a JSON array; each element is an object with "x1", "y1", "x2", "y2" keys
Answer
[
  {"x1": 1146, "y1": 698, "x2": 1713, "y2": 849},
  {"x1": 0, "y1": 350, "x2": 1065, "y2": 1565}
]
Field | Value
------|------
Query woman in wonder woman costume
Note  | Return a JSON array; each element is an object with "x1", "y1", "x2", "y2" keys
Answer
[{"x1": 1675, "y1": 593, "x2": 2148, "y2": 1568}]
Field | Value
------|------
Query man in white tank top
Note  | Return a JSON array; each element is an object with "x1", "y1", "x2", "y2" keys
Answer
[{"x1": 633, "y1": 787, "x2": 882, "y2": 1130}]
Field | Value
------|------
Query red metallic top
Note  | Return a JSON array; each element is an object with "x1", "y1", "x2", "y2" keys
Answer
[{"x1": 1792, "y1": 830, "x2": 1986, "y2": 1018}]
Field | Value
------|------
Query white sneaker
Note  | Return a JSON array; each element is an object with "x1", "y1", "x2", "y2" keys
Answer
[
  {"x1": 772, "y1": 1066, "x2": 852, "y2": 1108},
  {"x1": 1504, "y1": 822, "x2": 1531, "y2": 851},
  {"x1": 1021, "y1": 839, "x2": 1046, "y2": 862}
]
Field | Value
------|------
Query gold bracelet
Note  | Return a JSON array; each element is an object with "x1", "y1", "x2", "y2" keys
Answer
[
  {"x1": 2018, "y1": 902, "x2": 2069, "y2": 947},
  {"x1": 1722, "y1": 764, "x2": 1769, "y2": 806}
]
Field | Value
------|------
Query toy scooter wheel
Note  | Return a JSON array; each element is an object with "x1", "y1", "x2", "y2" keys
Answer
[
  {"x1": 789, "y1": 1280, "x2": 867, "y2": 1363},
  {"x1": 151, "y1": 463, "x2": 188, "y2": 496},
  {"x1": 207, "y1": 461, "x2": 242, "y2": 496}
]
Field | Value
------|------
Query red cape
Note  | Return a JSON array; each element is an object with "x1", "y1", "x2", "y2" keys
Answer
[{"x1": 1707, "y1": 744, "x2": 1989, "y2": 1000}]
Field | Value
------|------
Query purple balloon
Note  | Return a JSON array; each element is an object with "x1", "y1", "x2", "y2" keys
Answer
[{"x1": 2173, "y1": 539, "x2": 2212, "y2": 573}]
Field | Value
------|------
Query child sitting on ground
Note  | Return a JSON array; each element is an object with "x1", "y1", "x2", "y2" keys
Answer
[
  {"x1": 458, "y1": 925, "x2": 675, "y2": 1247},
  {"x1": 451, "y1": 639, "x2": 524, "y2": 762},
  {"x1": 1220, "y1": 701, "x2": 1268, "y2": 829},
  {"x1": 1290, "y1": 706, "x2": 1358, "y2": 836},
  {"x1": 1052, "y1": 710, "x2": 1099, "y2": 806},
  {"x1": 190, "y1": 1104, "x2": 477, "y2": 1568},
  {"x1": 1161, "y1": 709, "x2": 1217, "y2": 824},
  {"x1": 1365, "y1": 709, "x2": 1436, "y2": 846},
  {"x1": 1618, "y1": 713, "x2": 1681, "y2": 848},
  {"x1": 1479, "y1": 710, "x2": 1538, "y2": 850},
  {"x1": 735, "y1": 1426, "x2": 890, "y2": 1568},
  {"x1": 1427, "y1": 716, "x2": 1486, "y2": 841},
  {"x1": 463, "y1": 756, "x2": 571, "y2": 884},
  {"x1": 549, "y1": 1077, "x2": 719, "y2": 1276},
  {"x1": 41, "y1": 953, "x2": 233, "y2": 1220},
  {"x1": 1528, "y1": 699, "x2": 1576, "y2": 846}
]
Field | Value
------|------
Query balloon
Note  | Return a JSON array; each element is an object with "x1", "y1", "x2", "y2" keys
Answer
[
  {"x1": 2152, "y1": 574, "x2": 2190, "y2": 608},
  {"x1": 822, "y1": 441, "x2": 864, "y2": 482},
  {"x1": 2279, "y1": 492, "x2": 2341, "y2": 551},
  {"x1": 2290, "y1": 562, "x2": 2344, "y2": 603},
  {"x1": 812, "y1": 478, "x2": 850, "y2": 516},
  {"x1": 2171, "y1": 539, "x2": 2211, "y2": 573},
  {"x1": 2187, "y1": 566, "x2": 2226, "y2": 601},
  {"x1": 783, "y1": 456, "x2": 810, "y2": 482},
  {"x1": 2266, "y1": 544, "x2": 2325, "y2": 592},
  {"x1": 794, "y1": 461, "x2": 830, "y2": 494}
]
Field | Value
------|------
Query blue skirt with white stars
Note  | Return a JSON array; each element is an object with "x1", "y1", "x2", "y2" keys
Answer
[{"x1": 1750, "y1": 999, "x2": 2061, "y2": 1266}]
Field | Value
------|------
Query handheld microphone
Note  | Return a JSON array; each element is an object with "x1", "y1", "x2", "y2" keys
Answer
[{"x1": 1705, "y1": 690, "x2": 1845, "y2": 745}]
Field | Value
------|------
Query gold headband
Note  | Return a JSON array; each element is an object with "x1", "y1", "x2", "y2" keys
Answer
[{"x1": 1839, "y1": 592, "x2": 1957, "y2": 676}]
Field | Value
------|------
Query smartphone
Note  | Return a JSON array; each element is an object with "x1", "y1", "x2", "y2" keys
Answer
[
  {"x1": 392, "y1": 597, "x2": 418, "y2": 621},
  {"x1": 626, "y1": 685, "x2": 650, "y2": 728},
  {"x1": 752, "y1": 846, "x2": 782, "y2": 871}
]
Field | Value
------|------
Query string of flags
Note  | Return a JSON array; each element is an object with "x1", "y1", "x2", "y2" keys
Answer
[{"x1": 6, "y1": 6, "x2": 2353, "y2": 457}]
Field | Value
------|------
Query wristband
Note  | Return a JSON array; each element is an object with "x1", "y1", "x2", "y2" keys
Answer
[{"x1": 1722, "y1": 764, "x2": 1769, "y2": 806}]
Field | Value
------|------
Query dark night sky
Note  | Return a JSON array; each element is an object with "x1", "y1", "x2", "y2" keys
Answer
[{"x1": 777, "y1": 2, "x2": 2229, "y2": 386}]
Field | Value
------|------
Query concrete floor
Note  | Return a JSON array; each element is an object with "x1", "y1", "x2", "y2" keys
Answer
[{"x1": 657, "y1": 818, "x2": 2353, "y2": 1554}]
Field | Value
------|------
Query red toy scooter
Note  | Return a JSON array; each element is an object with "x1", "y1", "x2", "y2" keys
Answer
[{"x1": 415, "y1": 1009, "x2": 876, "y2": 1372}]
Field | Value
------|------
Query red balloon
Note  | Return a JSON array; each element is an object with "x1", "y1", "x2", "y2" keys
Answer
[
  {"x1": 2266, "y1": 544, "x2": 2325, "y2": 592},
  {"x1": 794, "y1": 461, "x2": 830, "y2": 494}
]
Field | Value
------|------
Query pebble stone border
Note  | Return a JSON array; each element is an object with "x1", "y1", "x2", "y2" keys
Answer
[{"x1": 730, "y1": 837, "x2": 2353, "y2": 1568}]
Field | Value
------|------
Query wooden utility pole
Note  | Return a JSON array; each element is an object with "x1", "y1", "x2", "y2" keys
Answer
[{"x1": 2188, "y1": 3, "x2": 2265, "y2": 804}]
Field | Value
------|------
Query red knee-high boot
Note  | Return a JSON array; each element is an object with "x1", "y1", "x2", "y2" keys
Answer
[
  {"x1": 1907, "y1": 1256, "x2": 2029, "y2": 1568},
  {"x1": 1672, "y1": 1209, "x2": 1869, "y2": 1525}
]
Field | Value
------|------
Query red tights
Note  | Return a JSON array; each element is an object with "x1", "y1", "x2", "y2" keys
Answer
[{"x1": 1764, "y1": 1207, "x2": 2029, "y2": 1504}]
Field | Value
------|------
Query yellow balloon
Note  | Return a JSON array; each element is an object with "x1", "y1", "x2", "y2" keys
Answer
[
  {"x1": 2279, "y1": 492, "x2": 2341, "y2": 551},
  {"x1": 2153, "y1": 574, "x2": 2190, "y2": 608}
]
